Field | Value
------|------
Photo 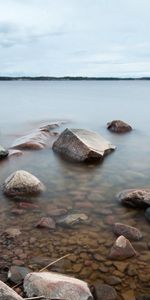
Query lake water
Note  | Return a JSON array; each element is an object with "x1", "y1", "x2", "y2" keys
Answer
[{"x1": 0, "y1": 80, "x2": 150, "y2": 298}]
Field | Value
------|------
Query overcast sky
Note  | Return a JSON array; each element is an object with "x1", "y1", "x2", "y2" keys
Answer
[{"x1": 0, "y1": 0, "x2": 150, "y2": 77}]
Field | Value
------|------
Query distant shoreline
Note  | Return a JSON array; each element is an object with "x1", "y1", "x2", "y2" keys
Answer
[{"x1": 0, "y1": 76, "x2": 150, "y2": 81}]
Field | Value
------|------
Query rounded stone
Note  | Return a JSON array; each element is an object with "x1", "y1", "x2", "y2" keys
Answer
[
  {"x1": 94, "y1": 283, "x2": 118, "y2": 300},
  {"x1": 3, "y1": 170, "x2": 45, "y2": 197}
]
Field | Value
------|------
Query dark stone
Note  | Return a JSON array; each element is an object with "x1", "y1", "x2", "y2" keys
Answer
[
  {"x1": 116, "y1": 189, "x2": 150, "y2": 208},
  {"x1": 8, "y1": 266, "x2": 31, "y2": 284},
  {"x1": 0, "y1": 145, "x2": 8, "y2": 160},
  {"x1": 145, "y1": 207, "x2": 150, "y2": 221},
  {"x1": 107, "y1": 120, "x2": 132, "y2": 133},
  {"x1": 136, "y1": 296, "x2": 150, "y2": 300},
  {"x1": 113, "y1": 223, "x2": 143, "y2": 241},
  {"x1": 53, "y1": 128, "x2": 116, "y2": 162},
  {"x1": 93, "y1": 282, "x2": 118, "y2": 300}
]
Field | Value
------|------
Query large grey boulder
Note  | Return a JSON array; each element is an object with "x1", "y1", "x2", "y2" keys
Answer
[
  {"x1": 0, "y1": 280, "x2": 23, "y2": 299},
  {"x1": 3, "y1": 170, "x2": 45, "y2": 197},
  {"x1": 117, "y1": 189, "x2": 150, "y2": 208},
  {"x1": 53, "y1": 128, "x2": 116, "y2": 162},
  {"x1": 0, "y1": 145, "x2": 8, "y2": 159},
  {"x1": 24, "y1": 271, "x2": 93, "y2": 300}
]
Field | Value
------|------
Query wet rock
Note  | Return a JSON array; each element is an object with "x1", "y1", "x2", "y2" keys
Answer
[
  {"x1": 122, "y1": 289, "x2": 135, "y2": 300},
  {"x1": 56, "y1": 213, "x2": 89, "y2": 226},
  {"x1": 93, "y1": 282, "x2": 118, "y2": 300},
  {"x1": 24, "y1": 271, "x2": 93, "y2": 300},
  {"x1": 145, "y1": 207, "x2": 150, "y2": 221},
  {"x1": 113, "y1": 223, "x2": 143, "y2": 241},
  {"x1": 19, "y1": 202, "x2": 39, "y2": 209},
  {"x1": 3, "y1": 170, "x2": 45, "y2": 197},
  {"x1": 0, "y1": 280, "x2": 23, "y2": 299},
  {"x1": 107, "y1": 120, "x2": 132, "y2": 133},
  {"x1": 109, "y1": 235, "x2": 137, "y2": 260},
  {"x1": 36, "y1": 217, "x2": 56, "y2": 229},
  {"x1": 11, "y1": 125, "x2": 58, "y2": 150},
  {"x1": 113, "y1": 261, "x2": 128, "y2": 272},
  {"x1": 48, "y1": 208, "x2": 68, "y2": 216},
  {"x1": 117, "y1": 189, "x2": 150, "y2": 208},
  {"x1": 0, "y1": 145, "x2": 8, "y2": 159},
  {"x1": 8, "y1": 266, "x2": 31, "y2": 284},
  {"x1": 105, "y1": 275, "x2": 121, "y2": 285},
  {"x1": 53, "y1": 128, "x2": 116, "y2": 162},
  {"x1": 4, "y1": 228, "x2": 21, "y2": 238},
  {"x1": 8, "y1": 149, "x2": 23, "y2": 157}
]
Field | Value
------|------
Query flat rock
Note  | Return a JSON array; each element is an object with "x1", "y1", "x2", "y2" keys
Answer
[
  {"x1": 8, "y1": 149, "x2": 23, "y2": 157},
  {"x1": 113, "y1": 223, "x2": 143, "y2": 241},
  {"x1": 56, "y1": 213, "x2": 89, "y2": 226},
  {"x1": 24, "y1": 271, "x2": 93, "y2": 300},
  {"x1": 53, "y1": 128, "x2": 116, "y2": 162},
  {"x1": 8, "y1": 266, "x2": 31, "y2": 284},
  {"x1": 93, "y1": 282, "x2": 117, "y2": 300},
  {"x1": 36, "y1": 217, "x2": 56, "y2": 229},
  {"x1": 11, "y1": 125, "x2": 59, "y2": 150},
  {"x1": 4, "y1": 228, "x2": 21, "y2": 238},
  {"x1": 145, "y1": 207, "x2": 150, "y2": 221},
  {"x1": 107, "y1": 120, "x2": 132, "y2": 133},
  {"x1": 0, "y1": 145, "x2": 8, "y2": 159},
  {"x1": 117, "y1": 189, "x2": 150, "y2": 208},
  {"x1": 0, "y1": 280, "x2": 23, "y2": 299},
  {"x1": 109, "y1": 235, "x2": 137, "y2": 260},
  {"x1": 3, "y1": 170, "x2": 45, "y2": 197}
]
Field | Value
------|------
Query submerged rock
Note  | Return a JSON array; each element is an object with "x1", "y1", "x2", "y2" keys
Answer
[
  {"x1": 56, "y1": 213, "x2": 89, "y2": 226},
  {"x1": 0, "y1": 145, "x2": 8, "y2": 159},
  {"x1": 24, "y1": 271, "x2": 93, "y2": 300},
  {"x1": 4, "y1": 228, "x2": 21, "y2": 238},
  {"x1": 93, "y1": 282, "x2": 117, "y2": 300},
  {"x1": 109, "y1": 235, "x2": 137, "y2": 260},
  {"x1": 8, "y1": 266, "x2": 31, "y2": 284},
  {"x1": 3, "y1": 170, "x2": 45, "y2": 197},
  {"x1": 117, "y1": 189, "x2": 150, "y2": 208},
  {"x1": 11, "y1": 125, "x2": 59, "y2": 150},
  {"x1": 53, "y1": 128, "x2": 116, "y2": 162},
  {"x1": 107, "y1": 120, "x2": 132, "y2": 133},
  {"x1": 8, "y1": 149, "x2": 23, "y2": 157},
  {"x1": 0, "y1": 280, "x2": 23, "y2": 299},
  {"x1": 113, "y1": 223, "x2": 143, "y2": 241},
  {"x1": 36, "y1": 217, "x2": 56, "y2": 229}
]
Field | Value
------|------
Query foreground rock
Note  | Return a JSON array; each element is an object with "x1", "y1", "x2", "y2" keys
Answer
[
  {"x1": 8, "y1": 266, "x2": 31, "y2": 284},
  {"x1": 93, "y1": 283, "x2": 118, "y2": 300},
  {"x1": 113, "y1": 223, "x2": 142, "y2": 241},
  {"x1": 117, "y1": 189, "x2": 150, "y2": 208},
  {"x1": 53, "y1": 128, "x2": 116, "y2": 162},
  {"x1": 56, "y1": 213, "x2": 89, "y2": 227},
  {"x1": 11, "y1": 124, "x2": 59, "y2": 150},
  {"x1": 107, "y1": 120, "x2": 132, "y2": 133},
  {"x1": 36, "y1": 217, "x2": 56, "y2": 229},
  {"x1": 24, "y1": 271, "x2": 93, "y2": 300},
  {"x1": 109, "y1": 235, "x2": 137, "y2": 260},
  {"x1": 0, "y1": 280, "x2": 23, "y2": 299},
  {"x1": 3, "y1": 170, "x2": 45, "y2": 197},
  {"x1": 0, "y1": 145, "x2": 8, "y2": 160}
]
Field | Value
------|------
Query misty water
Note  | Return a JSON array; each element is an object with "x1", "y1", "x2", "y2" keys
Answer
[{"x1": 0, "y1": 80, "x2": 150, "y2": 298}]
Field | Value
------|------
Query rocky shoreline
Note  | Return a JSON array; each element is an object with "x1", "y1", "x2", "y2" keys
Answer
[{"x1": 0, "y1": 120, "x2": 150, "y2": 299}]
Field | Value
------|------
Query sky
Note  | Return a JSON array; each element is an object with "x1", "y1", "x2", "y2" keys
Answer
[{"x1": 0, "y1": 0, "x2": 150, "y2": 77}]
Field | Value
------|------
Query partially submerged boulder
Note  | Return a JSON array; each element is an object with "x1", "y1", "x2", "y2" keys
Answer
[
  {"x1": 0, "y1": 280, "x2": 23, "y2": 299},
  {"x1": 11, "y1": 128, "x2": 57, "y2": 150},
  {"x1": 3, "y1": 170, "x2": 45, "y2": 197},
  {"x1": 53, "y1": 128, "x2": 116, "y2": 162},
  {"x1": 109, "y1": 235, "x2": 137, "y2": 260},
  {"x1": 113, "y1": 223, "x2": 143, "y2": 241},
  {"x1": 117, "y1": 189, "x2": 150, "y2": 208},
  {"x1": 56, "y1": 213, "x2": 89, "y2": 227},
  {"x1": 0, "y1": 145, "x2": 8, "y2": 160},
  {"x1": 24, "y1": 271, "x2": 93, "y2": 300},
  {"x1": 107, "y1": 120, "x2": 132, "y2": 133}
]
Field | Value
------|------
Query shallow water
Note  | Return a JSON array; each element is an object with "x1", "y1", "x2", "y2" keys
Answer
[{"x1": 0, "y1": 80, "x2": 150, "y2": 298}]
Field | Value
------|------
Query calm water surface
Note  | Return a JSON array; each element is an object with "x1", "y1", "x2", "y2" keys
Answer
[{"x1": 0, "y1": 80, "x2": 150, "y2": 298}]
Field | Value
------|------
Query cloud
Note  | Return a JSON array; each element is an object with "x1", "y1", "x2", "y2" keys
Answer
[{"x1": 0, "y1": 0, "x2": 150, "y2": 76}]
